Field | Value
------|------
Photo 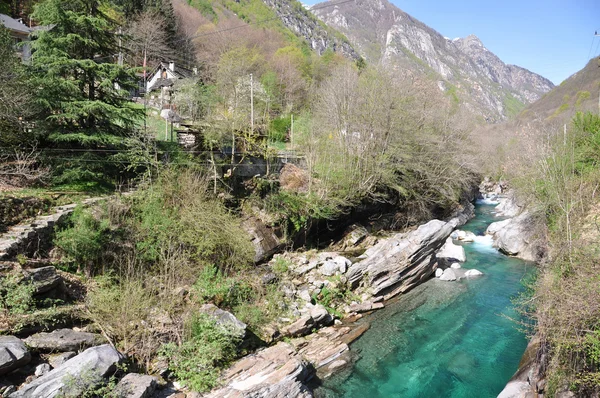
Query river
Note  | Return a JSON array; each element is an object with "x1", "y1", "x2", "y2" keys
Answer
[{"x1": 314, "y1": 200, "x2": 534, "y2": 398}]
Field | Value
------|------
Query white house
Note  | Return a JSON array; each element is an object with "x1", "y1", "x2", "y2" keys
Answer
[
  {"x1": 145, "y1": 61, "x2": 195, "y2": 92},
  {"x1": 0, "y1": 13, "x2": 32, "y2": 62}
]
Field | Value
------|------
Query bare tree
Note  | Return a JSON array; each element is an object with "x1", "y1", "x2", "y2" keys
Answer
[{"x1": 125, "y1": 10, "x2": 173, "y2": 68}]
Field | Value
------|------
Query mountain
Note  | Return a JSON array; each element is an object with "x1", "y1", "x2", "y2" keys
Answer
[{"x1": 309, "y1": 0, "x2": 554, "y2": 122}]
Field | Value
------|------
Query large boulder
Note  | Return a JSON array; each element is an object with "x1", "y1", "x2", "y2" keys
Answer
[
  {"x1": 486, "y1": 219, "x2": 511, "y2": 235},
  {"x1": 8, "y1": 344, "x2": 121, "y2": 398},
  {"x1": 200, "y1": 304, "x2": 247, "y2": 339},
  {"x1": 347, "y1": 219, "x2": 458, "y2": 299},
  {"x1": 492, "y1": 212, "x2": 546, "y2": 262},
  {"x1": 242, "y1": 217, "x2": 284, "y2": 263},
  {"x1": 0, "y1": 336, "x2": 31, "y2": 375},
  {"x1": 22, "y1": 266, "x2": 61, "y2": 295},
  {"x1": 24, "y1": 329, "x2": 104, "y2": 352},
  {"x1": 439, "y1": 268, "x2": 457, "y2": 281},
  {"x1": 436, "y1": 237, "x2": 466, "y2": 266}
]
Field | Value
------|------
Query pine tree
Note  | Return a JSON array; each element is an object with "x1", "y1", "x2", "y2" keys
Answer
[{"x1": 30, "y1": 0, "x2": 144, "y2": 189}]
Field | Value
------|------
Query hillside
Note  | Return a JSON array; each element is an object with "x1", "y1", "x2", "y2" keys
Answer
[
  {"x1": 470, "y1": 58, "x2": 600, "y2": 172},
  {"x1": 309, "y1": 0, "x2": 554, "y2": 122}
]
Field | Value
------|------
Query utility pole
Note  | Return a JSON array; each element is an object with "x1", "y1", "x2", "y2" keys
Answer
[
  {"x1": 291, "y1": 114, "x2": 294, "y2": 150},
  {"x1": 250, "y1": 73, "x2": 254, "y2": 132},
  {"x1": 596, "y1": 31, "x2": 600, "y2": 113},
  {"x1": 117, "y1": 28, "x2": 123, "y2": 67}
]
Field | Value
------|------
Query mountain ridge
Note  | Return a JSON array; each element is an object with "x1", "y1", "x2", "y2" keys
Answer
[{"x1": 308, "y1": 0, "x2": 554, "y2": 122}]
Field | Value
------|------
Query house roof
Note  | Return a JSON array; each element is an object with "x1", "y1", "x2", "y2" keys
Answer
[
  {"x1": 0, "y1": 14, "x2": 32, "y2": 35},
  {"x1": 155, "y1": 61, "x2": 195, "y2": 79}
]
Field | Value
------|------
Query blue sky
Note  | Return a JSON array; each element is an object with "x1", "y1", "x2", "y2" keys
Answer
[{"x1": 308, "y1": 0, "x2": 600, "y2": 85}]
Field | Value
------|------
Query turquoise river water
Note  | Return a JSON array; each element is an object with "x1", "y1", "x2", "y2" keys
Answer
[{"x1": 315, "y1": 201, "x2": 534, "y2": 398}]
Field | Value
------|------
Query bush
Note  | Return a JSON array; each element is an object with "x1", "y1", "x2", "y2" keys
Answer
[
  {"x1": 86, "y1": 276, "x2": 159, "y2": 362},
  {"x1": 54, "y1": 206, "x2": 112, "y2": 275},
  {"x1": 160, "y1": 314, "x2": 240, "y2": 392},
  {"x1": 0, "y1": 273, "x2": 35, "y2": 315}
]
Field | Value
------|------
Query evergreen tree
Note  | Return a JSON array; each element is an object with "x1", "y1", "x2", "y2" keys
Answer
[
  {"x1": 30, "y1": 0, "x2": 143, "y2": 188},
  {"x1": 0, "y1": 27, "x2": 34, "y2": 147}
]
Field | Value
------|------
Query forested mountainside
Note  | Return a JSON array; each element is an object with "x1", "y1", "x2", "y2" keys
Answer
[{"x1": 311, "y1": 0, "x2": 554, "y2": 122}]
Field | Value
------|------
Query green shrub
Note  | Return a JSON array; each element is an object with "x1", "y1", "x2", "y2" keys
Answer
[
  {"x1": 269, "y1": 116, "x2": 291, "y2": 142},
  {"x1": 271, "y1": 256, "x2": 290, "y2": 275},
  {"x1": 160, "y1": 314, "x2": 240, "y2": 392},
  {"x1": 54, "y1": 206, "x2": 111, "y2": 275},
  {"x1": 0, "y1": 274, "x2": 35, "y2": 315}
]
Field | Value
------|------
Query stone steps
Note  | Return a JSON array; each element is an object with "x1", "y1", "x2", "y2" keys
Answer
[{"x1": 0, "y1": 197, "x2": 105, "y2": 261}]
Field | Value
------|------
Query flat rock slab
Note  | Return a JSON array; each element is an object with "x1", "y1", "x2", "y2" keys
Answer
[
  {"x1": 0, "y1": 336, "x2": 31, "y2": 375},
  {"x1": 8, "y1": 344, "x2": 121, "y2": 398},
  {"x1": 113, "y1": 373, "x2": 158, "y2": 398},
  {"x1": 204, "y1": 342, "x2": 313, "y2": 398},
  {"x1": 24, "y1": 329, "x2": 104, "y2": 352}
]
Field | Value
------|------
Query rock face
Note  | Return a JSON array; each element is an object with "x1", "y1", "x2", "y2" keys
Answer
[
  {"x1": 0, "y1": 336, "x2": 31, "y2": 375},
  {"x1": 8, "y1": 344, "x2": 121, "y2": 398},
  {"x1": 312, "y1": 0, "x2": 553, "y2": 122},
  {"x1": 347, "y1": 218, "x2": 458, "y2": 298},
  {"x1": 262, "y1": 0, "x2": 358, "y2": 59},
  {"x1": 488, "y1": 211, "x2": 545, "y2": 262},
  {"x1": 24, "y1": 329, "x2": 104, "y2": 352},
  {"x1": 200, "y1": 304, "x2": 247, "y2": 339}
]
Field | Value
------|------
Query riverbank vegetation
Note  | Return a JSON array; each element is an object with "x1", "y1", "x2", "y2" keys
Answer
[{"x1": 498, "y1": 111, "x2": 600, "y2": 396}]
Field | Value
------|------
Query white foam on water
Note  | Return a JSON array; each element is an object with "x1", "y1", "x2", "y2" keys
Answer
[
  {"x1": 476, "y1": 198, "x2": 500, "y2": 206},
  {"x1": 472, "y1": 235, "x2": 496, "y2": 253}
]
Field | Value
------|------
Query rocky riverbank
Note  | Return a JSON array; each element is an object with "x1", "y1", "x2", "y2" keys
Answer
[{"x1": 4, "y1": 185, "x2": 542, "y2": 397}]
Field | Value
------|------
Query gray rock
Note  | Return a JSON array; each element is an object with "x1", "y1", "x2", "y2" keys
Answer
[
  {"x1": 284, "y1": 305, "x2": 332, "y2": 337},
  {"x1": 340, "y1": 224, "x2": 369, "y2": 248},
  {"x1": 8, "y1": 344, "x2": 121, "y2": 398},
  {"x1": 465, "y1": 269, "x2": 483, "y2": 277},
  {"x1": 294, "y1": 261, "x2": 318, "y2": 276},
  {"x1": 200, "y1": 304, "x2": 247, "y2": 339},
  {"x1": 24, "y1": 329, "x2": 103, "y2": 352},
  {"x1": 35, "y1": 363, "x2": 51, "y2": 377},
  {"x1": 450, "y1": 262, "x2": 461, "y2": 269},
  {"x1": 3, "y1": 386, "x2": 16, "y2": 396},
  {"x1": 319, "y1": 260, "x2": 339, "y2": 276},
  {"x1": 298, "y1": 289, "x2": 312, "y2": 303},
  {"x1": 439, "y1": 268, "x2": 457, "y2": 281},
  {"x1": 48, "y1": 352, "x2": 76, "y2": 369},
  {"x1": 435, "y1": 268, "x2": 444, "y2": 277},
  {"x1": 347, "y1": 219, "x2": 457, "y2": 298},
  {"x1": 0, "y1": 336, "x2": 31, "y2": 375},
  {"x1": 261, "y1": 272, "x2": 278, "y2": 285},
  {"x1": 23, "y1": 266, "x2": 61, "y2": 295},
  {"x1": 113, "y1": 373, "x2": 158, "y2": 398}
]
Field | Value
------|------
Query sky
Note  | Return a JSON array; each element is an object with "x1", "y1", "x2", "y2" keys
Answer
[{"x1": 307, "y1": 0, "x2": 600, "y2": 85}]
